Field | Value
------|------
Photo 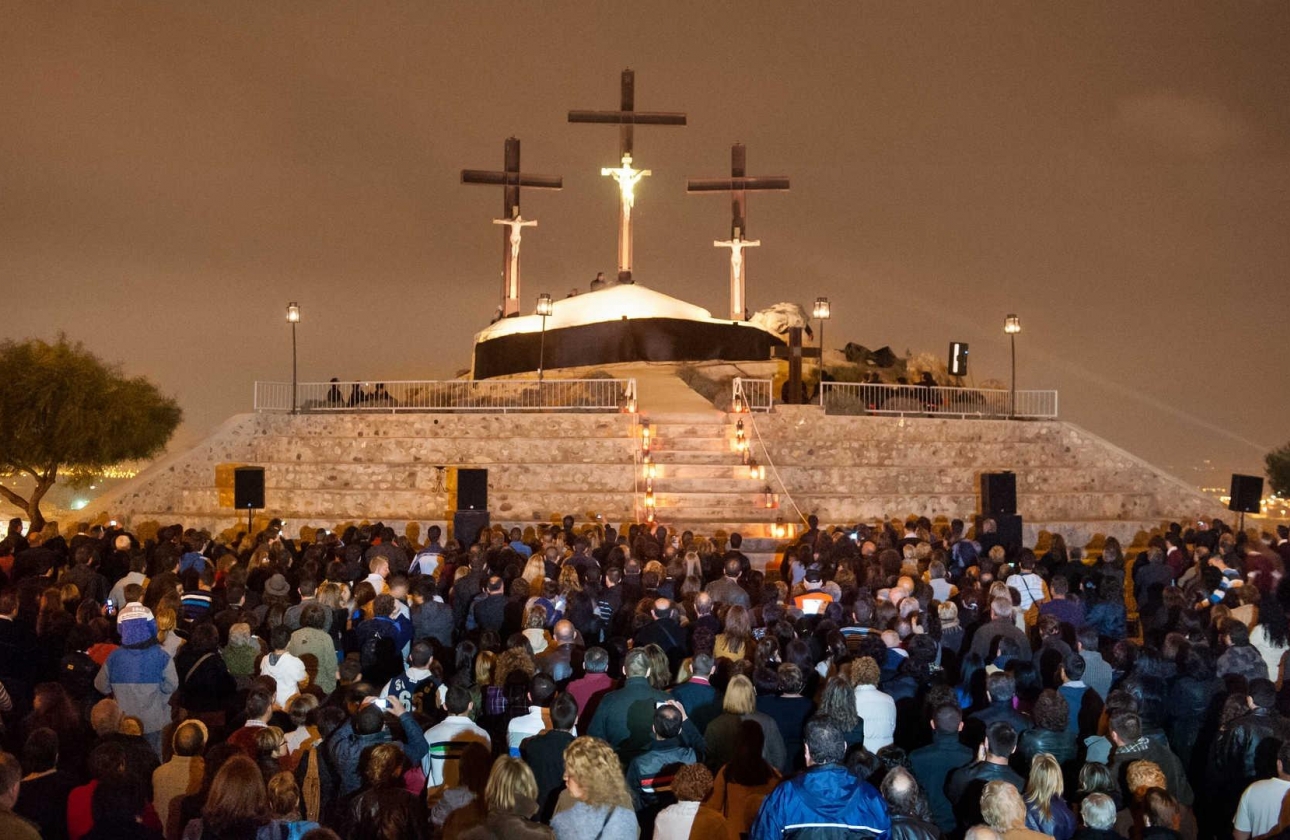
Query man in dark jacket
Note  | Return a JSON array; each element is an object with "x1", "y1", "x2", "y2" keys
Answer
[
  {"x1": 409, "y1": 577, "x2": 454, "y2": 649},
  {"x1": 631, "y1": 598, "x2": 688, "y2": 676},
  {"x1": 520, "y1": 693, "x2": 578, "y2": 821},
  {"x1": 536, "y1": 620, "x2": 583, "y2": 684},
  {"x1": 909, "y1": 703, "x2": 973, "y2": 835},
  {"x1": 670, "y1": 653, "x2": 721, "y2": 735},
  {"x1": 946, "y1": 722, "x2": 1025, "y2": 832},
  {"x1": 1109, "y1": 710, "x2": 1193, "y2": 807},
  {"x1": 353, "y1": 595, "x2": 404, "y2": 689},
  {"x1": 586, "y1": 648, "x2": 671, "y2": 765},
  {"x1": 967, "y1": 672, "x2": 1032, "y2": 748},
  {"x1": 751, "y1": 719, "x2": 891, "y2": 839},
  {"x1": 626, "y1": 704, "x2": 699, "y2": 833},
  {"x1": 881, "y1": 767, "x2": 941, "y2": 840},
  {"x1": 327, "y1": 696, "x2": 429, "y2": 797},
  {"x1": 468, "y1": 576, "x2": 507, "y2": 634},
  {"x1": 1208, "y1": 679, "x2": 1289, "y2": 826},
  {"x1": 968, "y1": 597, "x2": 1031, "y2": 661}
]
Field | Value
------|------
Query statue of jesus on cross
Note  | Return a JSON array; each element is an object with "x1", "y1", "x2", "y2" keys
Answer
[{"x1": 493, "y1": 213, "x2": 538, "y2": 303}]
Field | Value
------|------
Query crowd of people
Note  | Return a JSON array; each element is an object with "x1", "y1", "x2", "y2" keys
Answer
[{"x1": 0, "y1": 511, "x2": 1288, "y2": 840}]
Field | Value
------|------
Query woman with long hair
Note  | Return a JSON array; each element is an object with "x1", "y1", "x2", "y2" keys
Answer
[
  {"x1": 551, "y1": 737, "x2": 638, "y2": 840},
  {"x1": 266, "y1": 771, "x2": 319, "y2": 840},
  {"x1": 814, "y1": 676, "x2": 865, "y2": 748},
  {"x1": 182, "y1": 754, "x2": 276, "y2": 840},
  {"x1": 715, "y1": 606, "x2": 753, "y2": 662},
  {"x1": 1023, "y1": 753, "x2": 1077, "y2": 840},
  {"x1": 708, "y1": 719, "x2": 781, "y2": 840},
  {"x1": 459, "y1": 756, "x2": 554, "y2": 839},
  {"x1": 703, "y1": 674, "x2": 788, "y2": 774},
  {"x1": 1252, "y1": 581, "x2": 1290, "y2": 683},
  {"x1": 341, "y1": 742, "x2": 428, "y2": 840}
]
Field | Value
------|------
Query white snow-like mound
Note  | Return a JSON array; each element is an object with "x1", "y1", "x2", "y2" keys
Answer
[{"x1": 474, "y1": 284, "x2": 772, "y2": 342}]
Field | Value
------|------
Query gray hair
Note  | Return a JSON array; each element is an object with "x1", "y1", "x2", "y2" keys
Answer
[{"x1": 1080, "y1": 793, "x2": 1117, "y2": 830}]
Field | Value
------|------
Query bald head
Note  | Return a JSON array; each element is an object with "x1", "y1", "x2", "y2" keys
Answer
[
  {"x1": 694, "y1": 593, "x2": 713, "y2": 615},
  {"x1": 553, "y1": 620, "x2": 576, "y2": 644},
  {"x1": 653, "y1": 598, "x2": 673, "y2": 619}
]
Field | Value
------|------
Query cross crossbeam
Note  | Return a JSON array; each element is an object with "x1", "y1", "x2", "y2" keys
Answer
[{"x1": 461, "y1": 137, "x2": 562, "y2": 318}]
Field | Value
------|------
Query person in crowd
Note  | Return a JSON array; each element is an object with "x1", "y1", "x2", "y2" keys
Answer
[
  {"x1": 266, "y1": 772, "x2": 319, "y2": 840},
  {"x1": 153, "y1": 721, "x2": 208, "y2": 840},
  {"x1": 708, "y1": 719, "x2": 780, "y2": 840},
  {"x1": 1016, "y1": 690, "x2": 1076, "y2": 772},
  {"x1": 14, "y1": 728, "x2": 76, "y2": 840},
  {"x1": 749, "y1": 720, "x2": 890, "y2": 840},
  {"x1": 93, "y1": 604, "x2": 177, "y2": 756},
  {"x1": 669, "y1": 653, "x2": 720, "y2": 734},
  {"x1": 947, "y1": 722, "x2": 1025, "y2": 832},
  {"x1": 181, "y1": 755, "x2": 279, "y2": 840},
  {"x1": 340, "y1": 743, "x2": 428, "y2": 840},
  {"x1": 653, "y1": 762, "x2": 727, "y2": 840},
  {"x1": 910, "y1": 702, "x2": 972, "y2": 836},
  {"x1": 1023, "y1": 752, "x2": 1076, "y2": 840},
  {"x1": 455, "y1": 756, "x2": 552, "y2": 839},
  {"x1": 853, "y1": 656, "x2": 897, "y2": 752},
  {"x1": 879, "y1": 766, "x2": 940, "y2": 840},
  {"x1": 625, "y1": 703, "x2": 698, "y2": 831},
  {"x1": 1071, "y1": 794, "x2": 1122, "y2": 840},
  {"x1": 423, "y1": 685, "x2": 492, "y2": 788},
  {"x1": 520, "y1": 693, "x2": 578, "y2": 820},
  {"x1": 703, "y1": 674, "x2": 788, "y2": 775},
  {"x1": 551, "y1": 736, "x2": 639, "y2": 840},
  {"x1": 586, "y1": 648, "x2": 672, "y2": 765},
  {"x1": 980, "y1": 780, "x2": 1050, "y2": 840}
]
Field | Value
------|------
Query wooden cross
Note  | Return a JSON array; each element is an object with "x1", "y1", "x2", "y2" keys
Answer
[
  {"x1": 771, "y1": 326, "x2": 820, "y2": 405},
  {"x1": 688, "y1": 144, "x2": 790, "y2": 320},
  {"x1": 569, "y1": 69, "x2": 686, "y2": 284},
  {"x1": 461, "y1": 137, "x2": 562, "y2": 318}
]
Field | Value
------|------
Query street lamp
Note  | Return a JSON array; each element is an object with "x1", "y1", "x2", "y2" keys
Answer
[
  {"x1": 813, "y1": 297, "x2": 831, "y2": 392},
  {"x1": 536, "y1": 293, "x2": 553, "y2": 385},
  {"x1": 1004, "y1": 313, "x2": 1021, "y2": 418},
  {"x1": 286, "y1": 301, "x2": 301, "y2": 414}
]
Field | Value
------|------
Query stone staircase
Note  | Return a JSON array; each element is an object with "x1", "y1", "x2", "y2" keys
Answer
[{"x1": 643, "y1": 411, "x2": 797, "y2": 568}]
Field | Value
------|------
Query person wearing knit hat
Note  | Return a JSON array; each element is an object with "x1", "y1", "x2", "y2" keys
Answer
[{"x1": 93, "y1": 603, "x2": 177, "y2": 757}]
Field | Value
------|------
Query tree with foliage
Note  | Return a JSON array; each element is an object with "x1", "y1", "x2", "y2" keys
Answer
[
  {"x1": 0, "y1": 336, "x2": 182, "y2": 532},
  {"x1": 1269, "y1": 442, "x2": 1290, "y2": 499}
]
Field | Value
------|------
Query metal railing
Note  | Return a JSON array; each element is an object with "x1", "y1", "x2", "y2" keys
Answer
[
  {"x1": 819, "y1": 382, "x2": 1058, "y2": 419},
  {"x1": 732, "y1": 377, "x2": 774, "y2": 412},
  {"x1": 254, "y1": 379, "x2": 637, "y2": 413}
]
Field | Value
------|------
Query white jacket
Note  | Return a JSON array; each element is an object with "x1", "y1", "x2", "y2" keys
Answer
[{"x1": 853, "y1": 684, "x2": 897, "y2": 752}]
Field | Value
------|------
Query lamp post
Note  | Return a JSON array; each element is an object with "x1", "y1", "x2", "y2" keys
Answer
[
  {"x1": 813, "y1": 297, "x2": 831, "y2": 396},
  {"x1": 286, "y1": 301, "x2": 300, "y2": 414},
  {"x1": 536, "y1": 293, "x2": 553, "y2": 386},
  {"x1": 1004, "y1": 313, "x2": 1021, "y2": 418}
]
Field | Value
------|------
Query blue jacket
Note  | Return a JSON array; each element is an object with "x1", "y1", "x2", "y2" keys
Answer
[
  {"x1": 751, "y1": 764, "x2": 890, "y2": 840},
  {"x1": 326, "y1": 712, "x2": 429, "y2": 796}
]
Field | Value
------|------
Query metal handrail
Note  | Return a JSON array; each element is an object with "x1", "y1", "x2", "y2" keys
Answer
[
  {"x1": 819, "y1": 382, "x2": 1058, "y2": 419},
  {"x1": 732, "y1": 377, "x2": 774, "y2": 413},
  {"x1": 253, "y1": 378, "x2": 636, "y2": 413}
]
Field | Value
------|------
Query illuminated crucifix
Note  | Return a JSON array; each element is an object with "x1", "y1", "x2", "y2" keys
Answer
[
  {"x1": 687, "y1": 144, "x2": 790, "y2": 320},
  {"x1": 570, "y1": 68, "x2": 686, "y2": 284},
  {"x1": 461, "y1": 137, "x2": 562, "y2": 318}
]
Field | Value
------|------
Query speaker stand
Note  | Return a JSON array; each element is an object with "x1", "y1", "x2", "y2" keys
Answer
[{"x1": 247, "y1": 506, "x2": 253, "y2": 535}]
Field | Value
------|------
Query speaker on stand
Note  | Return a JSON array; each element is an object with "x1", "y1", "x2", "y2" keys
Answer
[
  {"x1": 233, "y1": 467, "x2": 266, "y2": 533},
  {"x1": 1229, "y1": 473, "x2": 1263, "y2": 531}
]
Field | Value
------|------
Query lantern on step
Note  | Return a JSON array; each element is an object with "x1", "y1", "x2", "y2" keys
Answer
[
  {"x1": 772, "y1": 516, "x2": 786, "y2": 539},
  {"x1": 747, "y1": 460, "x2": 765, "y2": 481},
  {"x1": 762, "y1": 486, "x2": 779, "y2": 509},
  {"x1": 644, "y1": 458, "x2": 656, "y2": 480},
  {"x1": 645, "y1": 488, "x2": 656, "y2": 508},
  {"x1": 641, "y1": 424, "x2": 651, "y2": 455},
  {"x1": 735, "y1": 418, "x2": 747, "y2": 453}
]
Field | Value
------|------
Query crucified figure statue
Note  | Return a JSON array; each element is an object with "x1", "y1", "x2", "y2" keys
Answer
[{"x1": 493, "y1": 214, "x2": 538, "y2": 301}]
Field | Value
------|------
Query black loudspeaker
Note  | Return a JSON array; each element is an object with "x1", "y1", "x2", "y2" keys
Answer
[
  {"x1": 233, "y1": 467, "x2": 265, "y2": 510},
  {"x1": 981, "y1": 472, "x2": 1017, "y2": 516},
  {"x1": 453, "y1": 510, "x2": 490, "y2": 549},
  {"x1": 949, "y1": 341, "x2": 969, "y2": 377},
  {"x1": 458, "y1": 468, "x2": 489, "y2": 511},
  {"x1": 1229, "y1": 474, "x2": 1264, "y2": 514}
]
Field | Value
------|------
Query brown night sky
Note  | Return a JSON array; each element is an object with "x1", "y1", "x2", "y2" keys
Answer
[{"x1": 2, "y1": 3, "x2": 1288, "y2": 490}]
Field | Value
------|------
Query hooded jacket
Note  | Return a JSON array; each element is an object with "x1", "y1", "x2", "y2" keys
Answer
[
  {"x1": 93, "y1": 605, "x2": 177, "y2": 734},
  {"x1": 750, "y1": 763, "x2": 891, "y2": 839}
]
